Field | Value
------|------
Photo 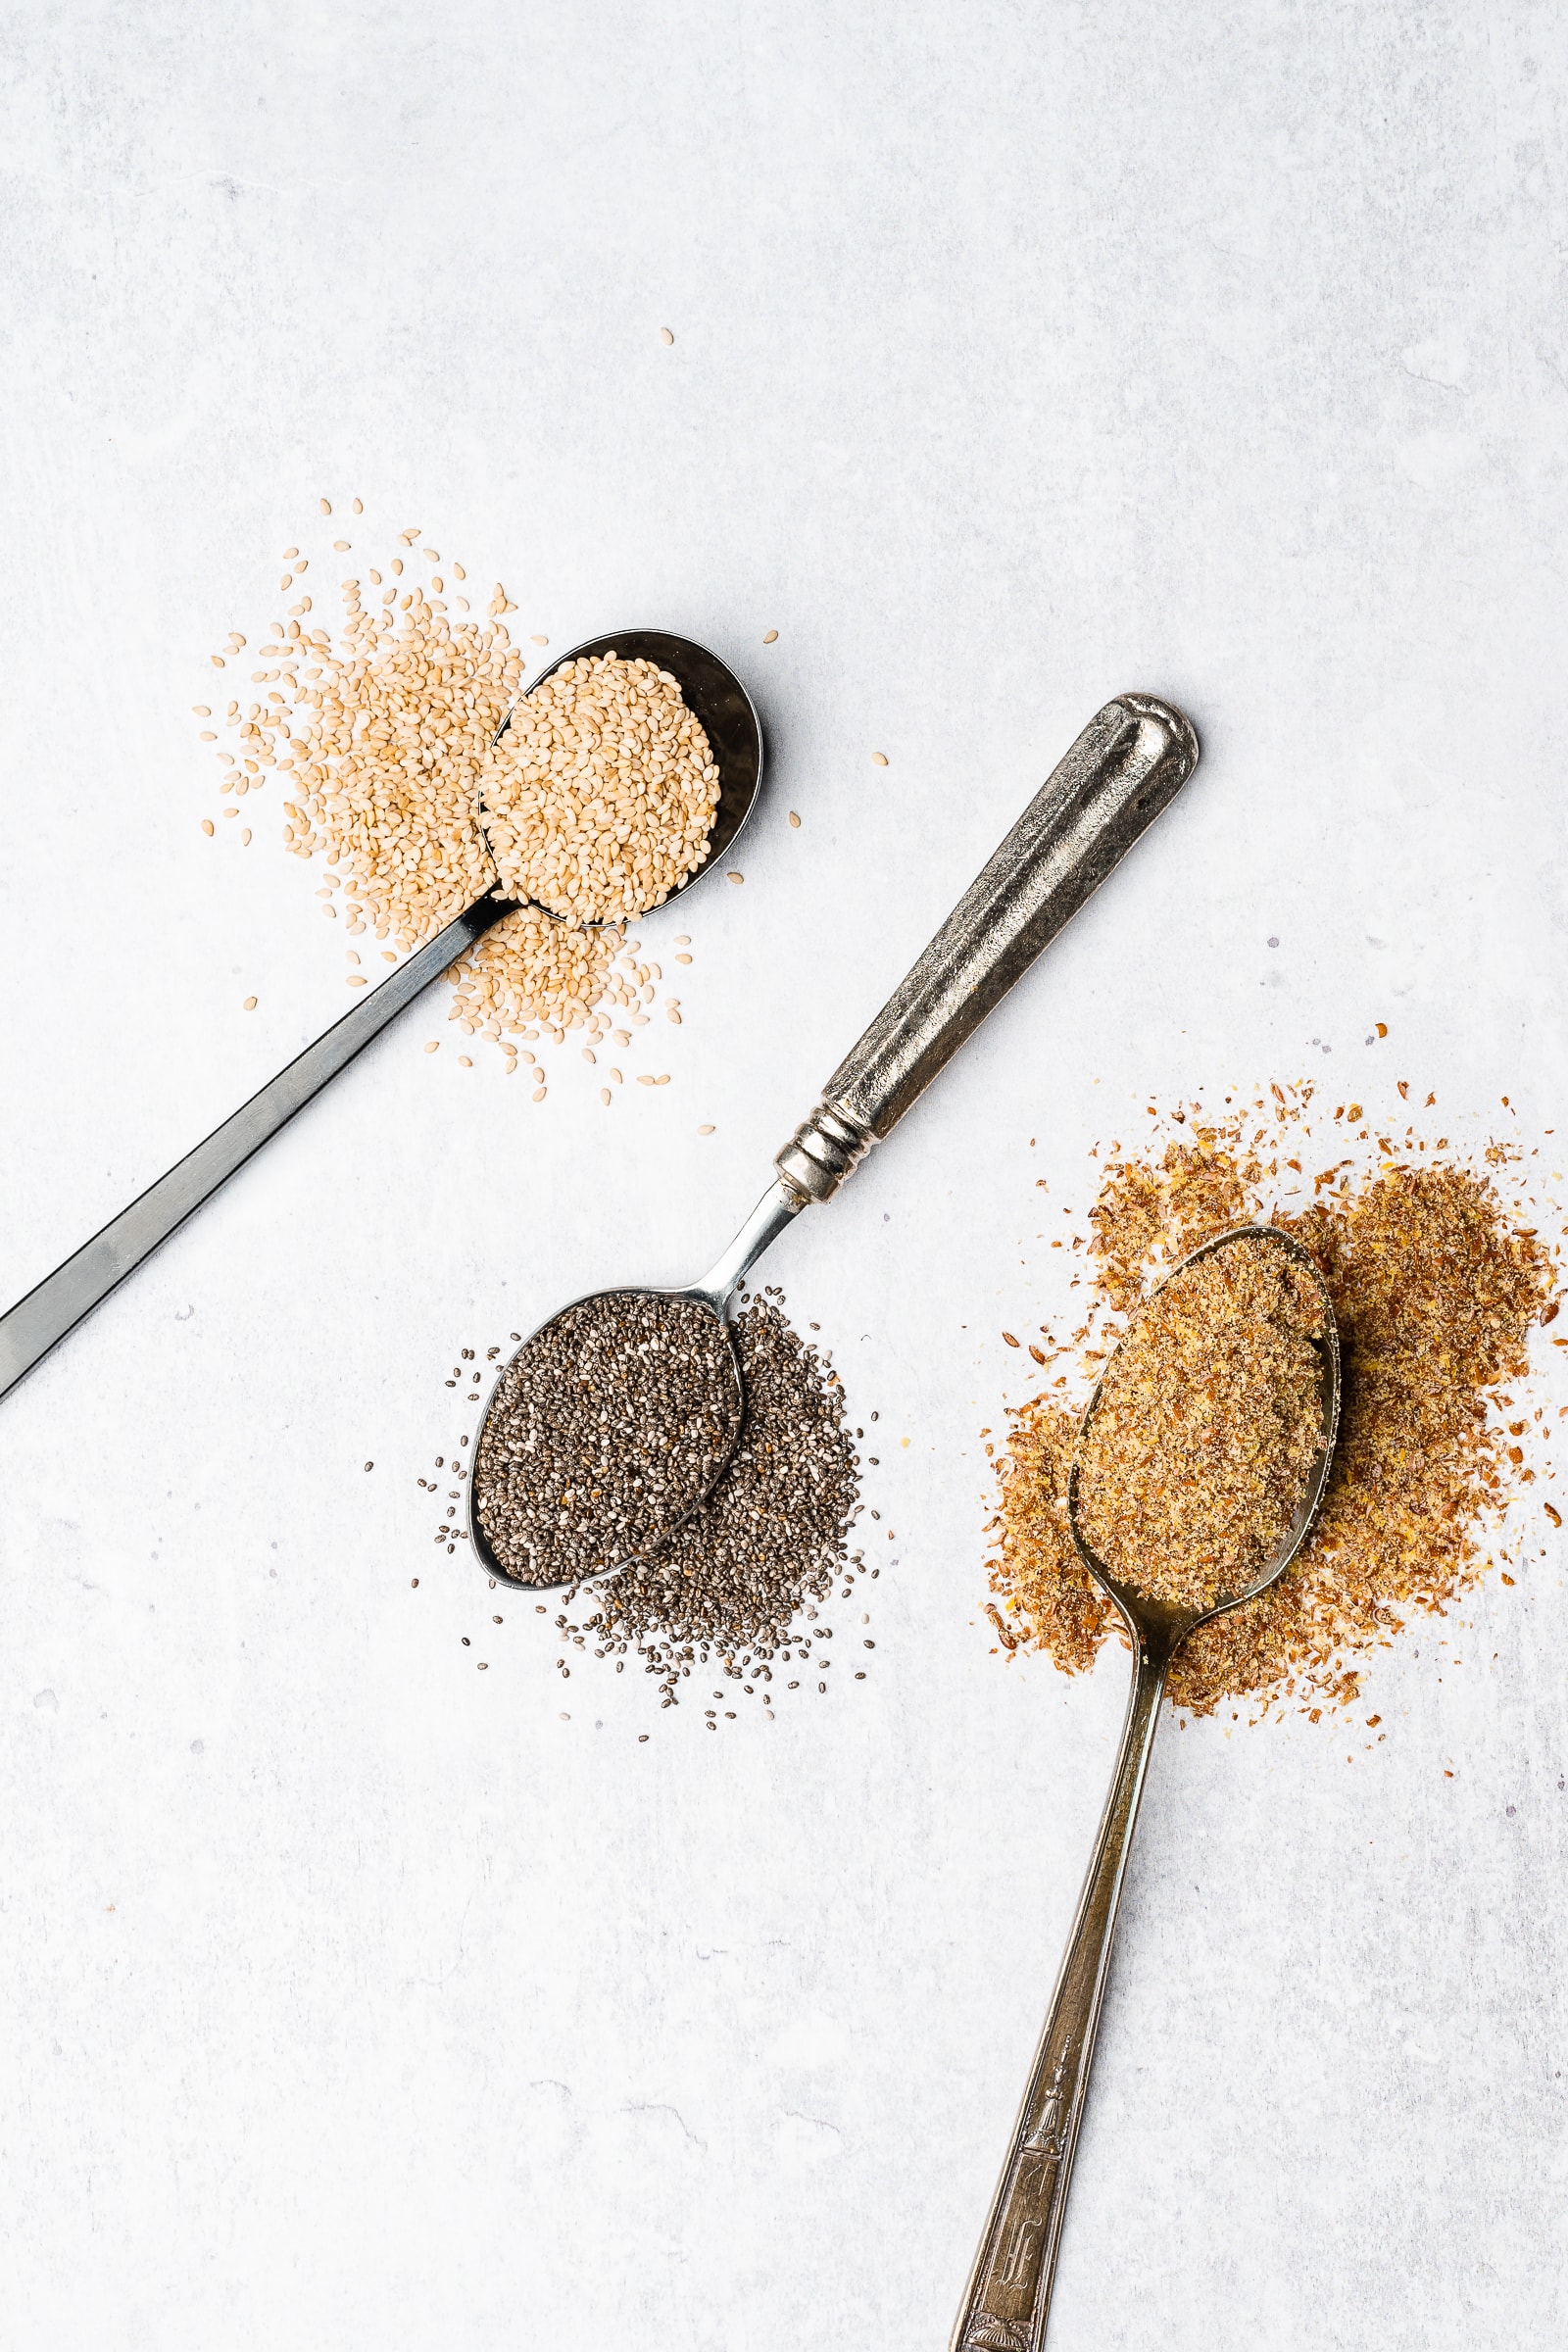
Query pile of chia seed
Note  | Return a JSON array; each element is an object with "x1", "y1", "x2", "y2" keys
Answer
[
  {"x1": 556, "y1": 1291, "x2": 875, "y2": 1711},
  {"x1": 471, "y1": 1290, "x2": 741, "y2": 1586}
]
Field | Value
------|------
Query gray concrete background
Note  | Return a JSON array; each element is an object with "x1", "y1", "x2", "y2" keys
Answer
[{"x1": 1, "y1": 5, "x2": 1565, "y2": 2345}]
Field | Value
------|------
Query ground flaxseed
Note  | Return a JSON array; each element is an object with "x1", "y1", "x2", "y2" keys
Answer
[
  {"x1": 988, "y1": 1096, "x2": 1560, "y2": 1718},
  {"x1": 472, "y1": 1292, "x2": 741, "y2": 1585},
  {"x1": 1076, "y1": 1237, "x2": 1327, "y2": 1612}
]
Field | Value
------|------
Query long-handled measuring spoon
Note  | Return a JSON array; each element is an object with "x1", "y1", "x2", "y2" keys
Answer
[
  {"x1": 0, "y1": 630, "x2": 761, "y2": 1403},
  {"x1": 950, "y1": 1223, "x2": 1341, "y2": 2352},
  {"x1": 470, "y1": 692, "x2": 1200, "y2": 1590}
]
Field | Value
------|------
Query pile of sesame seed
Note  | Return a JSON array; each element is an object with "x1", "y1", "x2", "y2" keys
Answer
[
  {"x1": 986, "y1": 1089, "x2": 1561, "y2": 1720},
  {"x1": 479, "y1": 652, "x2": 719, "y2": 923},
  {"x1": 1076, "y1": 1238, "x2": 1327, "y2": 1612},
  {"x1": 195, "y1": 514, "x2": 705, "y2": 1088},
  {"x1": 472, "y1": 1293, "x2": 741, "y2": 1585}
]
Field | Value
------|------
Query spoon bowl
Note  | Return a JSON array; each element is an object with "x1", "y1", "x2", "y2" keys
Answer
[
  {"x1": 1066, "y1": 1220, "x2": 1342, "y2": 1658},
  {"x1": 496, "y1": 628, "x2": 764, "y2": 921}
]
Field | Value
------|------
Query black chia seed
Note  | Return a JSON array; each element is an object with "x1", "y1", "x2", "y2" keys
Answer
[
  {"x1": 472, "y1": 1291, "x2": 741, "y2": 1586},
  {"x1": 560, "y1": 1296, "x2": 864, "y2": 1693}
]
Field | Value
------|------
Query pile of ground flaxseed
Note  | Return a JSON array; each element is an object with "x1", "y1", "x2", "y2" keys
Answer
[
  {"x1": 420, "y1": 1292, "x2": 885, "y2": 1722},
  {"x1": 985, "y1": 1083, "x2": 1563, "y2": 1720},
  {"x1": 192, "y1": 504, "x2": 706, "y2": 1104}
]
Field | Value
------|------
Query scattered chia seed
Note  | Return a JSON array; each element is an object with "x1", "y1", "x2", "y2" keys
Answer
[
  {"x1": 561, "y1": 1295, "x2": 865, "y2": 1700},
  {"x1": 427, "y1": 1291, "x2": 875, "y2": 1717},
  {"x1": 472, "y1": 1291, "x2": 741, "y2": 1585}
]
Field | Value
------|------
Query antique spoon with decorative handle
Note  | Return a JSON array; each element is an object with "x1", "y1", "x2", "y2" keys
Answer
[
  {"x1": 472, "y1": 692, "x2": 1201, "y2": 1587},
  {"x1": 0, "y1": 630, "x2": 762, "y2": 1406},
  {"x1": 950, "y1": 1222, "x2": 1342, "y2": 2352}
]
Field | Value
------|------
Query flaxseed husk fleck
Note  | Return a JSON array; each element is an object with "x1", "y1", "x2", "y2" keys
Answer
[{"x1": 989, "y1": 1103, "x2": 1560, "y2": 1719}]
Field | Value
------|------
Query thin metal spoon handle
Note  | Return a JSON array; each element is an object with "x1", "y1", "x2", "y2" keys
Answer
[
  {"x1": 775, "y1": 693, "x2": 1198, "y2": 1202},
  {"x1": 0, "y1": 896, "x2": 514, "y2": 1401},
  {"x1": 951, "y1": 1639, "x2": 1170, "y2": 2352}
]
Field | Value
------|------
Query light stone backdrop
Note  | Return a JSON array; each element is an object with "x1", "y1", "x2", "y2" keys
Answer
[{"x1": 2, "y1": 6, "x2": 1566, "y2": 2347}]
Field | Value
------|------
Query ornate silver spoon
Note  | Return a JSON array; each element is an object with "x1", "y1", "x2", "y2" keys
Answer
[{"x1": 952, "y1": 1222, "x2": 1341, "y2": 2352}]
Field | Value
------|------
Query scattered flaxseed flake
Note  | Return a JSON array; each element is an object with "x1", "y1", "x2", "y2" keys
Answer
[{"x1": 987, "y1": 1091, "x2": 1560, "y2": 1723}]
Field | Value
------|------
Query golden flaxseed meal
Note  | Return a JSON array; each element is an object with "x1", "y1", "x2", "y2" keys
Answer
[
  {"x1": 1075, "y1": 1238, "x2": 1326, "y2": 1613},
  {"x1": 988, "y1": 1098, "x2": 1559, "y2": 1719}
]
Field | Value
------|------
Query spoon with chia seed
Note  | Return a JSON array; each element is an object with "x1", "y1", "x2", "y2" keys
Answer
[
  {"x1": 471, "y1": 693, "x2": 1201, "y2": 1590},
  {"x1": 950, "y1": 1223, "x2": 1341, "y2": 2352},
  {"x1": 0, "y1": 630, "x2": 761, "y2": 1403}
]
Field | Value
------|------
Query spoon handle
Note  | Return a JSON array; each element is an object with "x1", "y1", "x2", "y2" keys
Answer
[
  {"x1": 950, "y1": 1639, "x2": 1169, "y2": 2352},
  {"x1": 0, "y1": 896, "x2": 514, "y2": 1401},
  {"x1": 774, "y1": 694, "x2": 1197, "y2": 1201}
]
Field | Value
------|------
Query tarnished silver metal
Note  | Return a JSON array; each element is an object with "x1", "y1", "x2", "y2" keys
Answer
[
  {"x1": 0, "y1": 630, "x2": 761, "y2": 1406},
  {"x1": 951, "y1": 1224, "x2": 1341, "y2": 2352},
  {"x1": 775, "y1": 692, "x2": 1198, "y2": 1200}
]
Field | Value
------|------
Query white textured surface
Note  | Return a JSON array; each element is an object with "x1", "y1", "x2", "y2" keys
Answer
[{"x1": 2, "y1": 7, "x2": 1567, "y2": 2347}]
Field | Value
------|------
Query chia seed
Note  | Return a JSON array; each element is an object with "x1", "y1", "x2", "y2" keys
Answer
[{"x1": 472, "y1": 1291, "x2": 741, "y2": 1585}]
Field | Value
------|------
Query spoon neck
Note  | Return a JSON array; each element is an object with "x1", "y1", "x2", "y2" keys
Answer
[{"x1": 686, "y1": 1179, "x2": 806, "y2": 1314}]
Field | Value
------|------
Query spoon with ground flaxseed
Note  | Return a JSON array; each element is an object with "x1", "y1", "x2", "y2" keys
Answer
[
  {"x1": 951, "y1": 1223, "x2": 1340, "y2": 2352},
  {"x1": 0, "y1": 631, "x2": 761, "y2": 1404},
  {"x1": 470, "y1": 692, "x2": 1201, "y2": 1590}
]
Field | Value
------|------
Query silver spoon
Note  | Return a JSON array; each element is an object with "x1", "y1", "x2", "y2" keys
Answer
[
  {"x1": 0, "y1": 630, "x2": 762, "y2": 1402},
  {"x1": 950, "y1": 1222, "x2": 1342, "y2": 2352},
  {"x1": 469, "y1": 692, "x2": 1200, "y2": 1589}
]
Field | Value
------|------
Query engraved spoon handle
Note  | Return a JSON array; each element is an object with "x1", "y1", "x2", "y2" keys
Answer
[
  {"x1": 951, "y1": 1639, "x2": 1169, "y2": 2352},
  {"x1": 774, "y1": 694, "x2": 1198, "y2": 1202}
]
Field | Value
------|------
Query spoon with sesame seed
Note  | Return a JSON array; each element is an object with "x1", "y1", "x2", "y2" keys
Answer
[
  {"x1": 0, "y1": 631, "x2": 761, "y2": 1402},
  {"x1": 471, "y1": 693, "x2": 1201, "y2": 1592},
  {"x1": 951, "y1": 1223, "x2": 1340, "y2": 2352}
]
